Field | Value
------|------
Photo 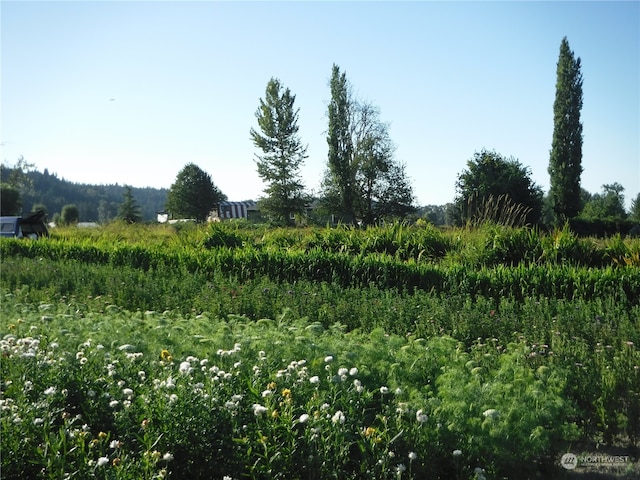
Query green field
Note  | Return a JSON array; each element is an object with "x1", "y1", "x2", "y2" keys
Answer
[{"x1": 1, "y1": 222, "x2": 639, "y2": 479}]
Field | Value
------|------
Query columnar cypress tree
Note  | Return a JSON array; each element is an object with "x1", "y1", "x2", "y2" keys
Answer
[{"x1": 548, "y1": 36, "x2": 584, "y2": 222}]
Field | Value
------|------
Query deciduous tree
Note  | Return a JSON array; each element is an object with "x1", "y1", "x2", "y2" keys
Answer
[
  {"x1": 322, "y1": 64, "x2": 415, "y2": 224},
  {"x1": 548, "y1": 37, "x2": 584, "y2": 222},
  {"x1": 250, "y1": 78, "x2": 309, "y2": 225},
  {"x1": 165, "y1": 163, "x2": 226, "y2": 222},
  {"x1": 454, "y1": 149, "x2": 543, "y2": 226}
]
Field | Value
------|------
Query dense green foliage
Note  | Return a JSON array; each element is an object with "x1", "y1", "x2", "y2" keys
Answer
[
  {"x1": 117, "y1": 186, "x2": 143, "y2": 224},
  {"x1": 548, "y1": 36, "x2": 584, "y2": 222},
  {"x1": 1, "y1": 223, "x2": 639, "y2": 478},
  {"x1": 165, "y1": 163, "x2": 226, "y2": 222},
  {"x1": 0, "y1": 165, "x2": 168, "y2": 222},
  {"x1": 454, "y1": 149, "x2": 543, "y2": 226},
  {"x1": 322, "y1": 65, "x2": 415, "y2": 225},
  {"x1": 251, "y1": 78, "x2": 309, "y2": 225}
]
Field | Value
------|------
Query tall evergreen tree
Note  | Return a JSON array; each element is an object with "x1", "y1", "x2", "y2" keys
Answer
[
  {"x1": 117, "y1": 185, "x2": 142, "y2": 224},
  {"x1": 165, "y1": 163, "x2": 226, "y2": 222},
  {"x1": 250, "y1": 78, "x2": 309, "y2": 225},
  {"x1": 548, "y1": 37, "x2": 584, "y2": 222},
  {"x1": 323, "y1": 64, "x2": 356, "y2": 223}
]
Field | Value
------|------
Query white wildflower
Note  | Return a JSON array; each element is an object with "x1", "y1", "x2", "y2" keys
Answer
[
  {"x1": 299, "y1": 413, "x2": 310, "y2": 424},
  {"x1": 324, "y1": 355, "x2": 333, "y2": 363},
  {"x1": 179, "y1": 361, "x2": 192, "y2": 375},
  {"x1": 309, "y1": 376, "x2": 320, "y2": 384},
  {"x1": 96, "y1": 456, "x2": 109, "y2": 467},
  {"x1": 331, "y1": 410, "x2": 345, "y2": 424},
  {"x1": 380, "y1": 386, "x2": 389, "y2": 394},
  {"x1": 416, "y1": 409, "x2": 428, "y2": 423},
  {"x1": 252, "y1": 404, "x2": 267, "y2": 416},
  {"x1": 453, "y1": 449, "x2": 462, "y2": 457},
  {"x1": 482, "y1": 408, "x2": 499, "y2": 420}
]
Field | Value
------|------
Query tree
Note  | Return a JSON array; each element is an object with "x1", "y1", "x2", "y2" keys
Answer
[
  {"x1": 0, "y1": 185, "x2": 21, "y2": 215},
  {"x1": 580, "y1": 183, "x2": 627, "y2": 220},
  {"x1": 630, "y1": 193, "x2": 640, "y2": 222},
  {"x1": 61, "y1": 204, "x2": 80, "y2": 225},
  {"x1": 0, "y1": 155, "x2": 36, "y2": 215},
  {"x1": 322, "y1": 64, "x2": 415, "y2": 224},
  {"x1": 250, "y1": 78, "x2": 309, "y2": 225},
  {"x1": 323, "y1": 64, "x2": 356, "y2": 223},
  {"x1": 454, "y1": 149, "x2": 543, "y2": 226},
  {"x1": 548, "y1": 37, "x2": 584, "y2": 222},
  {"x1": 165, "y1": 163, "x2": 226, "y2": 222},
  {"x1": 117, "y1": 186, "x2": 142, "y2": 224}
]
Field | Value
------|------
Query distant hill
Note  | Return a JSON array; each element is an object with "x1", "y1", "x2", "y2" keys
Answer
[{"x1": 2, "y1": 166, "x2": 168, "y2": 223}]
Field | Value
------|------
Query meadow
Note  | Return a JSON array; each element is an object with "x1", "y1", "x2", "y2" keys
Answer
[{"x1": 1, "y1": 221, "x2": 639, "y2": 479}]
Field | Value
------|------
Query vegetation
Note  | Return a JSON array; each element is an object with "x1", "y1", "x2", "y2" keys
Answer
[
  {"x1": 548, "y1": 36, "x2": 584, "y2": 223},
  {"x1": 1, "y1": 222, "x2": 639, "y2": 479},
  {"x1": 117, "y1": 186, "x2": 143, "y2": 224},
  {"x1": 251, "y1": 78, "x2": 309, "y2": 225},
  {"x1": 165, "y1": 163, "x2": 227, "y2": 222},
  {"x1": 0, "y1": 164, "x2": 168, "y2": 223},
  {"x1": 454, "y1": 149, "x2": 543, "y2": 226},
  {"x1": 322, "y1": 64, "x2": 415, "y2": 225}
]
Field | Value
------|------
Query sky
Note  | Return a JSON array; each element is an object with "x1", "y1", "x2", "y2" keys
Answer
[{"x1": 1, "y1": 1, "x2": 639, "y2": 209}]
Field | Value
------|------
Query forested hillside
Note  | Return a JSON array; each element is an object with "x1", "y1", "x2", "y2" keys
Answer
[{"x1": 1, "y1": 166, "x2": 168, "y2": 222}]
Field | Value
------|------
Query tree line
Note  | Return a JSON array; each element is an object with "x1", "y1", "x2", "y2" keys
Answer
[{"x1": 2, "y1": 37, "x2": 638, "y2": 231}]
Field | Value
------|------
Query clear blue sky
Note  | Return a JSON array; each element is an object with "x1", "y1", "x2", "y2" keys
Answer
[{"x1": 2, "y1": 1, "x2": 639, "y2": 208}]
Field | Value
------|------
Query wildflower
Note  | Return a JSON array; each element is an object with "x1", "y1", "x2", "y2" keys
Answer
[
  {"x1": 162, "y1": 452, "x2": 174, "y2": 462},
  {"x1": 109, "y1": 400, "x2": 119, "y2": 408},
  {"x1": 122, "y1": 388, "x2": 134, "y2": 397},
  {"x1": 261, "y1": 390, "x2": 272, "y2": 397},
  {"x1": 299, "y1": 413, "x2": 310, "y2": 424},
  {"x1": 179, "y1": 361, "x2": 192, "y2": 375},
  {"x1": 33, "y1": 418, "x2": 44, "y2": 426},
  {"x1": 396, "y1": 463, "x2": 406, "y2": 474},
  {"x1": 380, "y1": 386, "x2": 389, "y2": 394},
  {"x1": 160, "y1": 349, "x2": 172, "y2": 361},
  {"x1": 324, "y1": 355, "x2": 333, "y2": 363},
  {"x1": 482, "y1": 408, "x2": 499, "y2": 420},
  {"x1": 408, "y1": 451, "x2": 417, "y2": 461},
  {"x1": 353, "y1": 379, "x2": 364, "y2": 393},
  {"x1": 112, "y1": 457, "x2": 121, "y2": 466},
  {"x1": 453, "y1": 449, "x2": 462, "y2": 457},
  {"x1": 309, "y1": 376, "x2": 320, "y2": 384},
  {"x1": 97, "y1": 456, "x2": 109, "y2": 467},
  {"x1": 253, "y1": 404, "x2": 267, "y2": 416},
  {"x1": 109, "y1": 440, "x2": 122, "y2": 449},
  {"x1": 416, "y1": 409, "x2": 428, "y2": 423},
  {"x1": 364, "y1": 426, "x2": 376, "y2": 437},
  {"x1": 349, "y1": 367, "x2": 358, "y2": 376},
  {"x1": 44, "y1": 386, "x2": 56, "y2": 396},
  {"x1": 331, "y1": 410, "x2": 345, "y2": 424},
  {"x1": 338, "y1": 367, "x2": 349, "y2": 376},
  {"x1": 168, "y1": 394, "x2": 178, "y2": 403}
]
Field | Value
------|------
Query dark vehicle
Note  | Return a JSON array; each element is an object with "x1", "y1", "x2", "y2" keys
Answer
[{"x1": 0, "y1": 211, "x2": 49, "y2": 239}]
